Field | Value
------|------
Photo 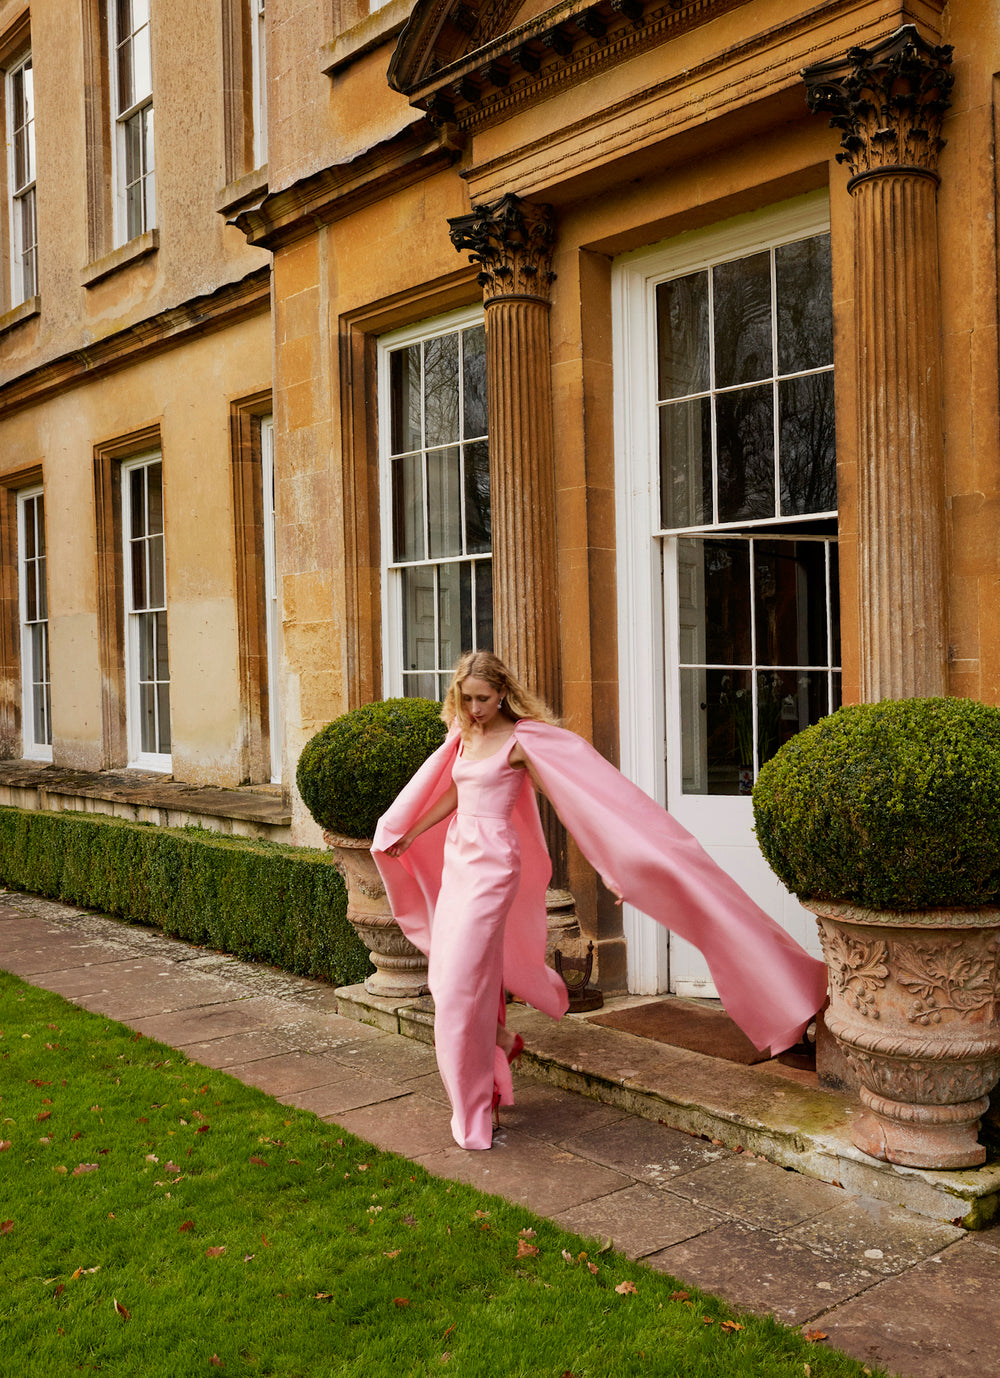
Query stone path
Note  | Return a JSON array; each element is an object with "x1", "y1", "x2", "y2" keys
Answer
[{"x1": 2, "y1": 891, "x2": 999, "y2": 1378}]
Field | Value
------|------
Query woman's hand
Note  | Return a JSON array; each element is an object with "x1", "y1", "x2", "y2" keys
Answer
[{"x1": 385, "y1": 834, "x2": 414, "y2": 858}]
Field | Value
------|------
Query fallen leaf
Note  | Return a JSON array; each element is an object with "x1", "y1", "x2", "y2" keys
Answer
[
  {"x1": 702, "y1": 1316, "x2": 715, "y2": 1325},
  {"x1": 164, "y1": 1162, "x2": 181, "y2": 1173},
  {"x1": 393, "y1": 1297, "x2": 410, "y2": 1307},
  {"x1": 615, "y1": 1280, "x2": 637, "y2": 1295},
  {"x1": 205, "y1": 1246, "x2": 226, "y2": 1258},
  {"x1": 209, "y1": 1357, "x2": 224, "y2": 1368},
  {"x1": 1, "y1": 1220, "x2": 13, "y2": 1234},
  {"x1": 357, "y1": 1163, "x2": 369, "y2": 1172},
  {"x1": 474, "y1": 1210, "x2": 490, "y2": 1219},
  {"x1": 72, "y1": 1164, "x2": 99, "y2": 1176},
  {"x1": 314, "y1": 1292, "x2": 335, "y2": 1300},
  {"x1": 518, "y1": 1228, "x2": 536, "y2": 1239},
  {"x1": 561, "y1": 1250, "x2": 573, "y2": 1263},
  {"x1": 113, "y1": 1299, "x2": 131, "y2": 1321},
  {"x1": 53, "y1": 1283, "x2": 65, "y2": 1299},
  {"x1": 803, "y1": 1330, "x2": 828, "y2": 1343},
  {"x1": 383, "y1": 1250, "x2": 400, "y2": 1259},
  {"x1": 249, "y1": 1156, "x2": 268, "y2": 1167},
  {"x1": 37, "y1": 1111, "x2": 51, "y2": 1122},
  {"x1": 195, "y1": 1125, "x2": 210, "y2": 1134},
  {"x1": 71, "y1": 1266, "x2": 100, "y2": 1278},
  {"x1": 516, "y1": 1239, "x2": 539, "y2": 1258},
  {"x1": 720, "y1": 1320, "x2": 743, "y2": 1333},
  {"x1": 669, "y1": 1291, "x2": 690, "y2": 1302},
  {"x1": 179, "y1": 1221, "x2": 195, "y2": 1233},
  {"x1": 243, "y1": 1255, "x2": 255, "y2": 1263},
  {"x1": 587, "y1": 1262, "x2": 598, "y2": 1275},
  {"x1": 53, "y1": 1166, "x2": 67, "y2": 1174},
  {"x1": 0, "y1": 1141, "x2": 10, "y2": 1151},
  {"x1": 72, "y1": 1132, "x2": 83, "y2": 1141},
  {"x1": 261, "y1": 1234, "x2": 271, "y2": 1248}
]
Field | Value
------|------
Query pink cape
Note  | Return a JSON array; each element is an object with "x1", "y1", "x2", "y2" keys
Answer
[{"x1": 372, "y1": 720, "x2": 827, "y2": 1056}]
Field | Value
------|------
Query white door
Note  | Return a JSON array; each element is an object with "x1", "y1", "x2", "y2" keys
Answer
[{"x1": 614, "y1": 192, "x2": 839, "y2": 995}]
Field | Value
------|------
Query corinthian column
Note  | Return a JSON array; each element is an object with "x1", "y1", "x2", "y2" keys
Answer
[
  {"x1": 449, "y1": 194, "x2": 569, "y2": 887},
  {"x1": 804, "y1": 26, "x2": 954, "y2": 701},
  {"x1": 448, "y1": 193, "x2": 561, "y2": 714}
]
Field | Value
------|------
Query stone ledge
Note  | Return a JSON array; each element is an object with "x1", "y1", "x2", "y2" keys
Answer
[
  {"x1": 0, "y1": 759, "x2": 290, "y2": 840},
  {"x1": 334, "y1": 983, "x2": 1000, "y2": 1229}
]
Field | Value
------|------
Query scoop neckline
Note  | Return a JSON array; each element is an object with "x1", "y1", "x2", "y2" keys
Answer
[{"x1": 458, "y1": 729, "x2": 517, "y2": 764}]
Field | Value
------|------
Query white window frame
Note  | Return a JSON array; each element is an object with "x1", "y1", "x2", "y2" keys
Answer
[
  {"x1": 110, "y1": 0, "x2": 155, "y2": 245},
  {"x1": 17, "y1": 485, "x2": 51, "y2": 761},
  {"x1": 612, "y1": 190, "x2": 833, "y2": 991},
  {"x1": 6, "y1": 48, "x2": 36, "y2": 306},
  {"x1": 377, "y1": 304, "x2": 489, "y2": 699},
  {"x1": 122, "y1": 452, "x2": 170, "y2": 771},
  {"x1": 250, "y1": 0, "x2": 267, "y2": 170},
  {"x1": 260, "y1": 415, "x2": 281, "y2": 782}
]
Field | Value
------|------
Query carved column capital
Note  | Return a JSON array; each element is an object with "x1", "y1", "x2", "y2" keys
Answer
[
  {"x1": 448, "y1": 193, "x2": 556, "y2": 303},
  {"x1": 803, "y1": 24, "x2": 953, "y2": 184}
]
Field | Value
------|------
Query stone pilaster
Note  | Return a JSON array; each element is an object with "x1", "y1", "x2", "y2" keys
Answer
[
  {"x1": 449, "y1": 193, "x2": 568, "y2": 883},
  {"x1": 804, "y1": 25, "x2": 954, "y2": 701}
]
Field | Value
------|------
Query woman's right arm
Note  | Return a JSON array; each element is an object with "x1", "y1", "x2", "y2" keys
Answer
[{"x1": 383, "y1": 783, "x2": 458, "y2": 857}]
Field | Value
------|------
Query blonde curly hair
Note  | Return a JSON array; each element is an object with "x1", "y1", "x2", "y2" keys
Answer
[{"x1": 441, "y1": 651, "x2": 559, "y2": 735}]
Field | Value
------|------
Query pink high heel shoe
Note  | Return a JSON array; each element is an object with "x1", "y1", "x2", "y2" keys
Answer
[{"x1": 506, "y1": 1033, "x2": 524, "y2": 1068}]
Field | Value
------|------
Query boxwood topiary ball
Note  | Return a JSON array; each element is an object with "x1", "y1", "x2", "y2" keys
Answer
[
  {"x1": 297, "y1": 698, "x2": 447, "y2": 839},
  {"x1": 753, "y1": 697, "x2": 1000, "y2": 911}
]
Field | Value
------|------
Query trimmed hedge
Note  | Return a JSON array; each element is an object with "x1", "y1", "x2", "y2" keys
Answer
[
  {"x1": 297, "y1": 697, "x2": 446, "y2": 838},
  {"x1": 0, "y1": 806, "x2": 372, "y2": 987},
  {"x1": 753, "y1": 697, "x2": 1000, "y2": 911}
]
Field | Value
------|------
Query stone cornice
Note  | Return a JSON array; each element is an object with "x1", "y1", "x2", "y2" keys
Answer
[
  {"x1": 232, "y1": 118, "x2": 461, "y2": 251},
  {"x1": 0, "y1": 268, "x2": 270, "y2": 421},
  {"x1": 390, "y1": 0, "x2": 754, "y2": 130},
  {"x1": 803, "y1": 23, "x2": 954, "y2": 183}
]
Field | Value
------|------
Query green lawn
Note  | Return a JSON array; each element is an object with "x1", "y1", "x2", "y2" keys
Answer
[{"x1": 0, "y1": 972, "x2": 883, "y2": 1377}]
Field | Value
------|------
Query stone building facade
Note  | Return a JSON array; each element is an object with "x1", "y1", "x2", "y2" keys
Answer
[{"x1": 1, "y1": 0, "x2": 996, "y2": 994}]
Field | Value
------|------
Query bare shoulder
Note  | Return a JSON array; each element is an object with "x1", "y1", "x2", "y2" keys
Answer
[{"x1": 508, "y1": 737, "x2": 528, "y2": 769}]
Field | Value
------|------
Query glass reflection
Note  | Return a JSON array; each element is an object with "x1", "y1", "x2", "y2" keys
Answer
[
  {"x1": 464, "y1": 440, "x2": 491, "y2": 553},
  {"x1": 655, "y1": 271, "x2": 709, "y2": 400},
  {"x1": 779, "y1": 373, "x2": 836, "y2": 516},
  {"x1": 753, "y1": 540, "x2": 829, "y2": 668},
  {"x1": 659, "y1": 398, "x2": 712, "y2": 529},
  {"x1": 713, "y1": 252, "x2": 772, "y2": 388},
  {"x1": 716, "y1": 386, "x2": 774, "y2": 522},
  {"x1": 462, "y1": 327, "x2": 487, "y2": 439},
  {"x1": 427, "y1": 447, "x2": 461, "y2": 559},
  {"x1": 776, "y1": 235, "x2": 833, "y2": 374},
  {"x1": 424, "y1": 333, "x2": 460, "y2": 448}
]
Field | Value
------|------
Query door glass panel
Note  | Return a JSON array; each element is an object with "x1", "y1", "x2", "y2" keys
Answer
[{"x1": 753, "y1": 539, "x2": 830, "y2": 667}]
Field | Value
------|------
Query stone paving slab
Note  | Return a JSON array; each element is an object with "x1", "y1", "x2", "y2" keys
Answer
[{"x1": 6, "y1": 892, "x2": 1000, "y2": 1378}]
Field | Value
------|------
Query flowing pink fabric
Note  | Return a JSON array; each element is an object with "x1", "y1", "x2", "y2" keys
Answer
[{"x1": 372, "y1": 721, "x2": 828, "y2": 1148}]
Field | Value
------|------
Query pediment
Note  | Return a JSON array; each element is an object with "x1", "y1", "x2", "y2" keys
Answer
[{"x1": 389, "y1": 0, "x2": 750, "y2": 129}]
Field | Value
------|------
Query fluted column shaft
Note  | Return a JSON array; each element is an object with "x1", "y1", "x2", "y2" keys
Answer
[
  {"x1": 854, "y1": 169, "x2": 947, "y2": 698},
  {"x1": 805, "y1": 25, "x2": 954, "y2": 701}
]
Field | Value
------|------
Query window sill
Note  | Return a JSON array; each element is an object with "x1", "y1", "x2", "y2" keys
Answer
[
  {"x1": 82, "y1": 229, "x2": 160, "y2": 289},
  {"x1": 321, "y1": 0, "x2": 413, "y2": 77},
  {"x1": 0, "y1": 295, "x2": 41, "y2": 333},
  {"x1": 216, "y1": 165, "x2": 269, "y2": 217}
]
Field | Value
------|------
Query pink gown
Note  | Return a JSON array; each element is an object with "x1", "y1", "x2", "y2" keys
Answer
[{"x1": 372, "y1": 720, "x2": 828, "y2": 1151}]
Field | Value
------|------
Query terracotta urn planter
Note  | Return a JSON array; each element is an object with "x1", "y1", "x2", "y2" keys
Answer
[
  {"x1": 323, "y1": 831, "x2": 429, "y2": 999},
  {"x1": 811, "y1": 901, "x2": 1000, "y2": 1169}
]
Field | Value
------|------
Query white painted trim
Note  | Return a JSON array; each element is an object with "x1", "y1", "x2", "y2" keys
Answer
[
  {"x1": 16, "y1": 484, "x2": 52, "y2": 762},
  {"x1": 121, "y1": 451, "x2": 171, "y2": 772}
]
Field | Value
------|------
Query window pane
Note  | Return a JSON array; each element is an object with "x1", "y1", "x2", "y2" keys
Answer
[
  {"x1": 458, "y1": 561, "x2": 473, "y2": 653},
  {"x1": 659, "y1": 398, "x2": 712, "y2": 529},
  {"x1": 157, "y1": 682, "x2": 171, "y2": 753},
  {"x1": 776, "y1": 235, "x2": 833, "y2": 374},
  {"x1": 132, "y1": 15, "x2": 152, "y2": 102},
  {"x1": 148, "y1": 534, "x2": 165, "y2": 608},
  {"x1": 36, "y1": 556, "x2": 47, "y2": 621},
  {"x1": 390, "y1": 346, "x2": 421, "y2": 455},
  {"x1": 438, "y1": 562, "x2": 463, "y2": 671},
  {"x1": 403, "y1": 672, "x2": 438, "y2": 699},
  {"x1": 146, "y1": 462, "x2": 163, "y2": 534},
  {"x1": 475, "y1": 559, "x2": 493, "y2": 652},
  {"x1": 125, "y1": 110, "x2": 143, "y2": 183},
  {"x1": 716, "y1": 386, "x2": 774, "y2": 522},
  {"x1": 462, "y1": 327, "x2": 487, "y2": 439},
  {"x1": 139, "y1": 680, "x2": 157, "y2": 753},
  {"x1": 426, "y1": 446, "x2": 461, "y2": 559},
  {"x1": 33, "y1": 495, "x2": 44, "y2": 555},
  {"x1": 23, "y1": 497, "x2": 37, "y2": 560},
  {"x1": 391, "y1": 454, "x2": 424, "y2": 562},
  {"x1": 463, "y1": 440, "x2": 491, "y2": 553},
  {"x1": 424, "y1": 333, "x2": 460, "y2": 448},
  {"x1": 155, "y1": 610, "x2": 169, "y2": 681},
  {"x1": 139, "y1": 611, "x2": 155, "y2": 680},
  {"x1": 401, "y1": 566, "x2": 436, "y2": 671},
  {"x1": 779, "y1": 372, "x2": 837, "y2": 516},
  {"x1": 656, "y1": 271, "x2": 709, "y2": 400},
  {"x1": 700, "y1": 538, "x2": 752, "y2": 666},
  {"x1": 713, "y1": 252, "x2": 772, "y2": 388},
  {"x1": 829, "y1": 545, "x2": 841, "y2": 667},
  {"x1": 130, "y1": 540, "x2": 147, "y2": 609},
  {"x1": 753, "y1": 540, "x2": 829, "y2": 668}
]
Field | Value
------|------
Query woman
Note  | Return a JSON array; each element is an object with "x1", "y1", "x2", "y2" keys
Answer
[{"x1": 372, "y1": 652, "x2": 827, "y2": 1151}]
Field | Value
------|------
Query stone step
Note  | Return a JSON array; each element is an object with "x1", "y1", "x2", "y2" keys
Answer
[{"x1": 335, "y1": 983, "x2": 1000, "y2": 1230}]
